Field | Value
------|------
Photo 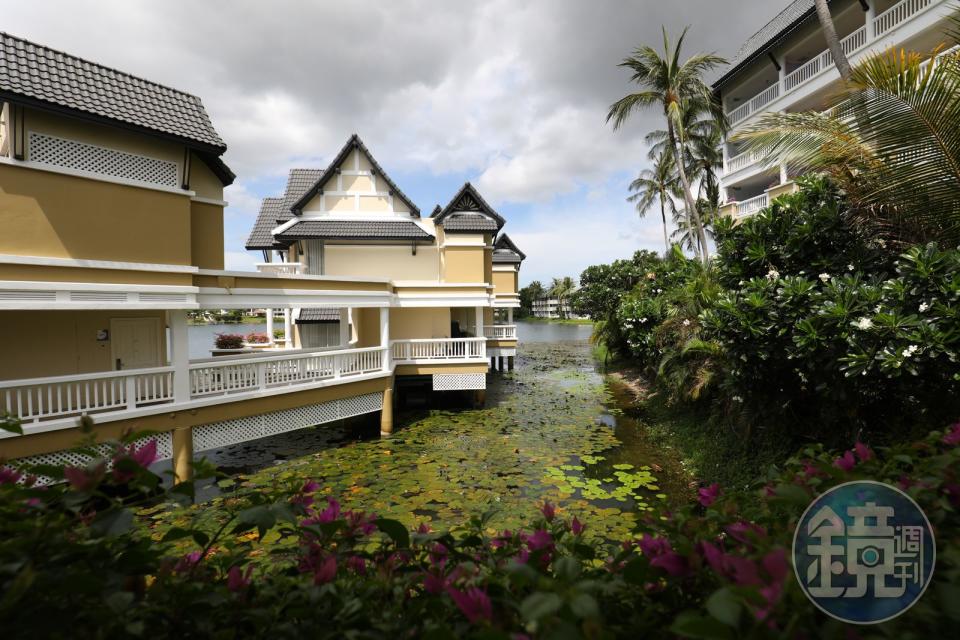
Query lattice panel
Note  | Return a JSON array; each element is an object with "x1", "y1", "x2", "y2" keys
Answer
[
  {"x1": 29, "y1": 132, "x2": 179, "y2": 188},
  {"x1": 5, "y1": 432, "x2": 173, "y2": 486},
  {"x1": 432, "y1": 373, "x2": 486, "y2": 391},
  {"x1": 192, "y1": 392, "x2": 384, "y2": 452}
]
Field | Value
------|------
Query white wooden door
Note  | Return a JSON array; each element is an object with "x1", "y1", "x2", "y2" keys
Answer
[{"x1": 110, "y1": 318, "x2": 162, "y2": 370}]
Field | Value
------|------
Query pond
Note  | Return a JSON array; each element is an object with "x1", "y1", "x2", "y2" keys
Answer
[{"x1": 150, "y1": 320, "x2": 691, "y2": 543}]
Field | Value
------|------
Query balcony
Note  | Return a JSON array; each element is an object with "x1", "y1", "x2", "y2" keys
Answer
[
  {"x1": 391, "y1": 338, "x2": 487, "y2": 364},
  {"x1": 484, "y1": 324, "x2": 517, "y2": 340},
  {"x1": 0, "y1": 345, "x2": 388, "y2": 428},
  {"x1": 733, "y1": 193, "x2": 769, "y2": 218},
  {"x1": 256, "y1": 262, "x2": 305, "y2": 276},
  {"x1": 725, "y1": 0, "x2": 943, "y2": 127}
]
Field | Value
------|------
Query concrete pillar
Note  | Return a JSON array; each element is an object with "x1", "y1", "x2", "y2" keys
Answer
[
  {"x1": 265, "y1": 308, "x2": 275, "y2": 345},
  {"x1": 508, "y1": 356, "x2": 515, "y2": 371},
  {"x1": 779, "y1": 162, "x2": 788, "y2": 185},
  {"x1": 379, "y1": 307, "x2": 391, "y2": 371},
  {"x1": 865, "y1": 1, "x2": 876, "y2": 40},
  {"x1": 339, "y1": 307, "x2": 350, "y2": 347},
  {"x1": 283, "y1": 309, "x2": 293, "y2": 349},
  {"x1": 172, "y1": 427, "x2": 193, "y2": 483},
  {"x1": 507, "y1": 307, "x2": 513, "y2": 325},
  {"x1": 380, "y1": 386, "x2": 394, "y2": 436},
  {"x1": 475, "y1": 306, "x2": 485, "y2": 338},
  {"x1": 168, "y1": 310, "x2": 190, "y2": 404}
]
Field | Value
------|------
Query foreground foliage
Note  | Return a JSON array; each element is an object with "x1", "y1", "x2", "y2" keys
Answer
[{"x1": 3, "y1": 416, "x2": 959, "y2": 638}]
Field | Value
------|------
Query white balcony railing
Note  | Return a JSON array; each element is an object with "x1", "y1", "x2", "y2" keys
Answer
[
  {"x1": 726, "y1": 0, "x2": 941, "y2": 126},
  {"x1": 391, "y1": 338, "x2": 487, "y2": 363},
  {"x1": 735, "y1": 193, "x2": 769, "y2": 217},
  {"x1": 0, "y1": 367, "x2": 175, "y2": 424},
  {"x1": 256, "y1": 262, "x2": 305, "y2": 275},
  {"x1": 484, "y1": 325, "x2": 517, "y2": 340},
  {"x1": 725, "y1": 149, "x2": 765, "y2": 174}
]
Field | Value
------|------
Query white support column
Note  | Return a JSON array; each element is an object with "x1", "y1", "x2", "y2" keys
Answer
[
  {"x1": 507, "y1": 307, "x2": 514, "y2": 324},
  {"x1": 168, "y1": 309, "x2": 190, "y2": 404},
  {"x1": 475, "y1": 306, "x2": 484, "y2": 338},
  {"x1": 865, "y1": 1, "x2": 876, "y2": 40},
  {"x1": 284, "y1": 308, "x2": 293, "y2": 349},
  {"x1": 779, "y1": 162, "x2": 788, "y2": 185},
  {"x1": 265, "y1": 308, "x2": 275, "y2": 346},
  {"x1": 339, "y1": 307, "x2": 350, "y2": 347},
  {"x1": 379, "y1": 307, "x2": 391, "y2": 371},
  {"x1": 777, "y1": 52, "x2": 786, "y2": 89}
]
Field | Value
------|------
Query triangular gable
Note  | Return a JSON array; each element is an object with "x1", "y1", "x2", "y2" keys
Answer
[
  {"x1": 290, "y1": 134, "x2": 420, "y2": 216},
  {"x1": 493, "y1": 233, "x2": 526, "y2": 262},
  {"x1": 432, "y1": 182, "x2": 505, "y2": 229}
]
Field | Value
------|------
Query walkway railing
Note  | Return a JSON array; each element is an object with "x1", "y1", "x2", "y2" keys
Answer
[
  {"x1": 0, "y1": 367, "x2": 175, "y2": 424},
  {"x1": 726, "y1": 0, "x2": 941, "y2": 126},
  {"x1": 391, "y1": 338, "x2": 487, "y2": 363},
  {"x1": 256, "y1": 262, "x2": 305, "y2": 275},
  {"x1": 484, "y1": 325, "x2": 517, "y2": 340}
]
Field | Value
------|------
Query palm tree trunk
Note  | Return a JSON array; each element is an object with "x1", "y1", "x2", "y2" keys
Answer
[
  {"x1": 658, "y1": 195, "x2": 669, "y2": 253},
  {"x1": 814, "y1": 0, "x2": 852, "y2": 81},
  {"x1": 668, "y1": 120, "x2": 709, "y2": 263}
]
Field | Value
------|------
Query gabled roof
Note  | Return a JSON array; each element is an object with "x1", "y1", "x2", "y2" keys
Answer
[
  {"x1": 712, "y1": 0, "x2": 820, "y2": 90},
  {"x1": 278, "y1": 168, "x2": 324, "y2": 223},
  {"x1": 275, "y1": 219, "x2": 432, "y2": 242},
  {"x1": 492, "y1": 233, "x2": 526, "y2": 263},
  {"x1": 245, "y1": 197, "x2": 288, "y2": 251},
  {"x1": 290, "y1": 134, "x2": 419, "y2": 216},
  {"x1": 432, "y1": 182, "x2": 505, "y2": 233},
  {"x1": 0, "y1": 31, "x2": 227, "y2": 152},
  {"x1": 296, "y1": 308, "x2": 340, "y2": 323}
]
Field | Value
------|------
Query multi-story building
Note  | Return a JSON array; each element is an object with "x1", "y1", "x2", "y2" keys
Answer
[
  {"x1": 531, "y1": 297, "x2": 579, "y2": 320},
  {"x1": 716, "y1": 0, "x2": 954, "y2": 218},
  {"x1": 0, "y1": 33, "x2": 523, "y2": 481}
]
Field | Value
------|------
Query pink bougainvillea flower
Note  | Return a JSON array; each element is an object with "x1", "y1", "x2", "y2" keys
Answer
[
  {"x1": 571, "y1": 516, "x2": 585, "y2": 536},
  {"x1": 833, "y1": 450, "x2": 856, "y2": 471},
  {"x1": 527, "y1": 529, "x2": 554, "y2": 552},
  {"x1": 514, "y1": 548, "x2": 530, "y2": 565},
  {"x1": 853, "y1": 441, "x2": 874, "y2": 462},
  {"x1": 491, "y1": 530, "x2": 513, "y2": 549},
  {"x1": 174, "y1": 551, "x2": 202, "y2": 573},
  {"x1": 0, "y1": 467, "x2": 22, "y2": 485},
  {"x1": 417, "y1": 522, "x2": 431, "y2": 534},
  {"x1": 650, "y1": 552, "x2": 688, "y2": 577},
  {"x1": 317, "y1": 498, "x2": 341, "y2": 523},
  {"x1": 725, "y1": 555, "x2": 761, "y2": 587},
  {"x1": 637, "y1": 534, "x2": 671, "y2": 558},
  {"x1": 801, "y1": 460, "x2": 822, "y2": 479},
  {"x1": 347, "y1": 555, "x2": 367, "y2": 576},
  {"x1": 942, "y1": 423, "x2": 960, "y2": 446},
  {"x1": 226, "y1": 565, "x2": 253, "y2": 592},
  {"x1": 447, "y1": 586, "x2": 492, "y2": 624},
  {"x1": 429, "y1": 543, "x2": 449, "y2": 568},
  {"x1": 698, "y1": 483, "x2": 721, "y2": 507},
  {"x1": 112, "y1": 440, "x2": 158, "y2": 482},
  {"x1": 423, "y1": 571, "x2": 447, "y2": 594},
  {"x1": 763, "y1": 484, "x2": 776, "y2": 497},
  {"x1": 725, "y1": 522, "x2": 767, "y2": 547},
  {"x1": 64, "y1": 462, "x2": 106, "y2": 492},
  {"x1": 312, "y1": 554, "x2": 337, "y2": 584},
  {"x1": 345, "y1": 510, "x2": 377, "y2": 536},
  {"x1": 699, "y1": 540, "x2": 726, "y2": 575},
  {"x1": 943, "y1": 482, "x2": 960, "y2": 508},
  {"x1": 540, "y1": 501, "x2": 556, "y2": 522}
]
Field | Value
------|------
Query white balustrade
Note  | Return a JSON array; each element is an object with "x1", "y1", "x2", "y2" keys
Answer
[
  {"x1": 484, "y1": 325, "x2": 517, "y2": 340},
  {"x1": 0, "y1": 367, "x2": 175, "y2": 423},
  {"x1": 727, "y1": 0, "x2": 940, "y2": 125},
  {"x1": 256, "y1": 262, "x2": 305, "y2": 275},
  {"x1": 391, "y1": 338, "x2": 487, "y2": 363},
  {"x1": 736, "y1": 193, "x2": 769, "y2": 217},
  {"x1": 725, "y1": 149, "x2": 764, "y2": 175}
]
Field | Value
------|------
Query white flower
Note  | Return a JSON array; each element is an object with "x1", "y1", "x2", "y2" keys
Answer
[
  {"x1": 919, "y1": 302, "x2": 930, "y2": 313},
  {"x1": 847, "y1": 264, "x2": 855, "y2": 271},
  {"x1": 682, "y1": 319, "x2": 691, "y2": 327},
  {"x1": 855, "y1": 317, "x2": 874, "y2": 330},
  {"x1": 819, "y1": 273, "x2": 831, "y2": 282},
  {"x1": 902, "y1": 345, "x2": 919, "y2": 358},
  {"x1": 738, "y1": 280, "x2": 745, "y2": 286},
  {"x1": 639, "y1": 317, "x2": 648, "y2": 324},
  {"x1": 766, "y1": 268, "x2": 780, "y2": 281},
  {"x1": 731, "y1": 395, "x2": 743, "y2": 403}
]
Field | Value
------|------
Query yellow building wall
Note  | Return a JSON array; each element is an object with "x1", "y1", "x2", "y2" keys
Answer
[
  {"x1": 484, "y1": 242, "x2": 493, "y2": 283},
  {"x1": 492, "y1": 270, "x2": 517, "y2": 294},
  {"x1": 324, "y1": 244, "x2": 440, "y2": 280},
  {"x1": 0, "y1": 163, "x2": 193, "y2": 264},
  {"x1": 0, "y1": 310, "x2": 168, "y2": 380},
  {"x1": 389, "y1": 308, "x2": 450, "y2": 340},
  {"x1": 190, "y1": 201, "x2": 224, "y2": 269},
  {"x1": 444, "y1": 246, "x2": 486, "y2": 283},
  {"x1": 353, "y1": 308, "x2": 383, "y2": 348},
  {"x1": 188, "y1": 152, "x2": 225, "y2": 201}
]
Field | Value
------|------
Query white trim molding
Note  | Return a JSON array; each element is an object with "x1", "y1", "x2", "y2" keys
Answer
[
  {"x1": 0, "y1": 254, "x2": 199, "y2": 274},
  {"x1": 0, "y1": 280, "x2": 199, "y2": 310},
  {"x1": 190, "y1": 196, "x2": 228, "y2": 206}
]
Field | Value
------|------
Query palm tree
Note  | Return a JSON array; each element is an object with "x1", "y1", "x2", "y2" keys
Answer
[
  {"x1": 735, "y1": 47, "x2": 960, "y2": 244},
  {"x1": 607, "y1": 27, "x2": 726, "y2": 264},
  {"x1": 670, "y1": 200, "x2": 716, "y2": 255},
  {"x1": 814, "y1": 0, "x2": 853, "y2": 81},
  {"x1": 548, "y1": 277, "x2": 576, "y2": 319},
  {"x1": 627, "y1": 152, "x2": 681, "y2": 253}
]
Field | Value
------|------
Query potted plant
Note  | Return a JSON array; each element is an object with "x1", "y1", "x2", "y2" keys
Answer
[{"x1": 244, "y1": 332, "x2": 271, "y2": 348}]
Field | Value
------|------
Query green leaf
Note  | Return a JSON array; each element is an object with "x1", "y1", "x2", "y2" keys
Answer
[
  {"x1": 705, "y1": 587, "x2": 741, "y2": 628},
  {"x1": 520, "y1": 592, "x2": 563, "y2": 622},
  {"x1": 553, "y1": 556, "x2": 581, "y2": 582},
  {"x1": 90, "y1": 508, "x2": 134, "y2": 538},
  {"x1": 670, "y1": 611, "x2": 735, "y2": 639},
  {"x1": 160, "y1": 527, "x2": 192, "y2": 543},
  {"x1": 375, "y1": 518, "x2": 410, "y2": 548},
  {"x1": 569, "y1": 592, "x2": 599, "y2": 619}
]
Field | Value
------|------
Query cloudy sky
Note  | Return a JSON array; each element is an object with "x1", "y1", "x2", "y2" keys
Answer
[{"x1": 6, "y1": 0, "x2": 774, "y2": 285}]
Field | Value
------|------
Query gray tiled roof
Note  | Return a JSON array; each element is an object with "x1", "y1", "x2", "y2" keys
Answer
[
  {"x1": 443, "y1": 213, "x2": 501, "y2": 232},
  {"x1": 713, "y1": 0, "x2": 816, "y2": 89},
  {"x1": 0, "y1": 32, "x2": 226, "y2": 150},
  {"x1": 492, "y1": 233, "x2": 526, "y2": 263},
  {"x1": 296, "y1": 307, "x2": 340, "y2": 323},
  {"x1": 245, "y1": 197, "x2": 287, "y2": 250},
  {"x1": 279, "y1": 169, "x2": 324, "y2": 222},
  {"x1": 276, "y1": 219, "x2": 432, "y2": 241}
]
